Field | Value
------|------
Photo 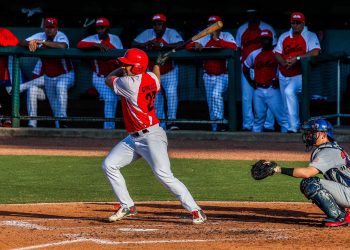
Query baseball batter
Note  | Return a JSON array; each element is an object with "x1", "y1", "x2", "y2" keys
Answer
[
  {"x1": 274, "y1": 12, "x2": 321, "y2": 133},
  {"x1": 236, "y1": 9, "x2": 276, "y2": 131},
  {"x1": 243, "y1": 30, "x2": 288, "y2": 133},
  {"x1": 252, "y1": 119, "x2": 350, "y2": 227},
  {"x1": 132, "y1": 13, "x2": 183, "y2": 130},
  {"x1": 186, "y1": 16, "x2": 236, "y2": 132},
  {"x1": 20, "y1": 17, "x2": 74, "y2": 128},
  {"x1": 77, "y1": 17, "x2": 123, "y2": 129},
  {"x1": 103, "y1": 48, "x2": 207, "y2": 224}
]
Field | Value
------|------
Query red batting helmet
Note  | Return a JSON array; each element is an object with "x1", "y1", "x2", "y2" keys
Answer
[{"x1": 118, "y1": 48, "x2": 148, "y2": 74}]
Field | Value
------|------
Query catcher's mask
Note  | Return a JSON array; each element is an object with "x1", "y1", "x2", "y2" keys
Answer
[{"x1": 301, "y1": 118, "x2": 334, "y2": 151}]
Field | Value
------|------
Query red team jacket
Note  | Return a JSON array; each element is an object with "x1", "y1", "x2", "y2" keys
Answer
[{"x1": 0, "y1": 28, "x2": 19, "y2": 81}]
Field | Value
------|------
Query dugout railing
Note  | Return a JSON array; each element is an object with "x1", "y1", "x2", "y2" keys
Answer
[
  {"x1": 0, "y1": 47, "x2": 240, "y2": 131},
  {"x1": 301, "y1": 52, "x2": 350, "y2": 126}
]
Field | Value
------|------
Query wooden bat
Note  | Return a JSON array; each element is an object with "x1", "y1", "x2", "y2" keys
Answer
[
  {"x1": 190, "y1": 21, "x2": 223, "y2": 43},
  {"x1": 163, "y1": 21, "x2": 223, "y2": 56}
]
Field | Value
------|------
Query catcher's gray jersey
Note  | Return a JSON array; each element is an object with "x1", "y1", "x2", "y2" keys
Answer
[{"x1": 310, "y1": 142, "x2": 350, "y2": 208}]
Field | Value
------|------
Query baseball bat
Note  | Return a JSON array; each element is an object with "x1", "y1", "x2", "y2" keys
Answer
[{"x1": 164, "y1": 21, "x2": 223, "y2": 56}]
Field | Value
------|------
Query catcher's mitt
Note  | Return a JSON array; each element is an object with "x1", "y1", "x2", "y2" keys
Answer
[{"x1": 251, "y1": 160, "x2": 277, "y2": 180}]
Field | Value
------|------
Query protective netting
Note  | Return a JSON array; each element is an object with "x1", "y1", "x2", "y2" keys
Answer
[
  {"x1": 306, "y1": 57, "x2": 350, "y2": 124},
  {"x1": 8, "y1": 54, "x2": 232, "y2": 130}
]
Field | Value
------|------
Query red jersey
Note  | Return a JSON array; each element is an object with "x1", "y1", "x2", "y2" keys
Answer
[
  {"x1": 236, "y1": 21, "x2": 276, "y2": 63},
  {"x1": 244, "y1": 48, "x2": 278, "y2": 86},
  {"x1": 133, "y1": 28, "x2": 183, "y2": 75},
  {"x1": 77, "y1": 34, "x2": 123, "y2": 76},
  {"x1": 112, "y1": 72, "x2": 160, "y2": 133},
  {"x1": 274, "y1": 27, "x2": 321, "y2": 77},
  {"x1": 26, "y1": 31, "x2": 73, "y2": 77},
  {"x1": 186, "y1": 31, "x2": 237, "y2": 75},
  {"x1": 0, "y1": 28, "x2": 19, "y2": 81}
]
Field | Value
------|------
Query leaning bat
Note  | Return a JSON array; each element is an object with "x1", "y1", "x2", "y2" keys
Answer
[{"x1": 164, "y1": 21, "x2": 223, "y2": 56}]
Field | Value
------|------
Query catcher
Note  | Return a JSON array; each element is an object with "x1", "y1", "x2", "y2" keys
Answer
[{"x1": 251, "y1": 118, "x2": 350, "y2": 227}]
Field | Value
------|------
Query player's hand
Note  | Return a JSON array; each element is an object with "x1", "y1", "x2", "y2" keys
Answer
[
  {"x1": 193, "y1": 43, "x2": 203, "y2": 51},
  {"x1": 155, "y1": 51, "x2": 170, "y2": 66},
  {"x1": 28, "y1": 40, "x2": 38, "y2": 52},
  {"x1": 98, "y1": 43, "x2": 110, "y2": 52},
  {"x1": 145, "y1": 40, "x2": 157, "y2": 50}
]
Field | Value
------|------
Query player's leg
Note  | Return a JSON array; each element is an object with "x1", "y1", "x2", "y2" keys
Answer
[
  {"x1": 203, "y1": 73, "x2": 215, "y2": 130},
  {"x1": 20, "y1": 75, "x2": 45, "y2": 93},
  {"x1": 44, "y1": 75, "x2": 59, "y2": 126},
  {"x1": 161, "y1": 66, "x2": 178, "y2": 121},
  {"x1": 252, "y1": 88, "x2": 268, "y2": 132},
  {"x1": 283, "y1": 74, "x2": 302, "y2": 132},
  {"x1": 212, "y1": 74, "x2": 228, "y2": 131},
  {"x1": 27, "y1": 85, "x2": 46, "y2": 128},
  {"x1": 136, "y1": 125, "x2": 206, "y2": 223},
  {"x1": 241, "y1": 69, "x2": 254, "y2": 130},
  {"x1": 93, "y1": 73, "x2": 117, "y2": 129},
  {"x1": 55, "y1": 71, "x2": 74, "y2": 126},
  {"x1": 264, "y1": 109, "x2": 275, "y2": 131},
  {"x1": 265, "y1": 88, "x2": 288, "y2": 133},
  {"x1": 102, "y1": 136, "x2": 141, "y2": 221},
  {"x1": 300, "y1": 177, "x2": 349, "y2": 226}
]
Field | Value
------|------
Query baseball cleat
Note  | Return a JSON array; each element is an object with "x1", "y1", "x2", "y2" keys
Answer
[
  {"x1": 192, "y1": 209, "x2": 207, "y2": 224},
  {"x1": 108, "y1": 205, "x2": 137, "y2": 222},
  {"x1": 324, "y1": 211, "x2": 350, "y2": 227}
]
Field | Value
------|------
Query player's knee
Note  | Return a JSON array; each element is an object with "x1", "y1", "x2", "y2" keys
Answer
[
  {"x1": 300, "y1": 177, "x2": 322, "y2": 199},
  {"x1": 102, "y1": 158, "x2": 116, "y2": 173}
]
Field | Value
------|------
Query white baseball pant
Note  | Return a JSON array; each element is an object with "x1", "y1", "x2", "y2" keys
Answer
[
  {"x1": 44, "y1": 71, "x2": 74, "y2": 128},
  {"x1": 278, "y1": 73, "x2": 302, "y2": 132},
  {"x1": 23, "y1": 76, "x2": 46, "y2": 127},
  {"x1": 320, "y1": 179, "x2": 350, "y2": 208},
  {"x1": 155, "y1": 66, "x2": 179, "y2": 121},
  {"x1": 102, "y1": 123, "x2": 201, "y2": 212},
  {"x1": 203, "y1": 73, "x2": 227, "y2": 130},
  {"x1": 93, "y1": 72, "x2": 118, "y2": 129},
  {"x1": 252, "y1": 87, "x2": 288, "y2": 133},
  {"x1": 241, "y1": 69, "x2": 275, "y2": 130}
]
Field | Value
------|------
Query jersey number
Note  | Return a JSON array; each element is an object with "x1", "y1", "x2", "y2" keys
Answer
[{"x1": 145, "y1": 91, "x2": 156, "y2": 111}]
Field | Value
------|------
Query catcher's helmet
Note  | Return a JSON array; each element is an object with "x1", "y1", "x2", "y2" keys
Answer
[
  {"x1": 301, "y1": 118, "x2": 334, "y2": 150},
  {"x1": 118, "y1": 48, "x2": 148, "y2": 74}
]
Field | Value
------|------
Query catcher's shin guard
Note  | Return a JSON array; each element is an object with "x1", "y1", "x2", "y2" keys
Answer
[{"x1": 300, "y1": 177, "x2": 346, "y2": 220}]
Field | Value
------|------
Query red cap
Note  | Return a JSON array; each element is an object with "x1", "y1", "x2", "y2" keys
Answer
[
  {"x1": 44, "y1": 18, "x2": 58, "y2": 28},
  {"x1": 260, "y1": 29, "x2": 273, "y2": 38},
  {"x1": 152, "y1": 13, "x2": 167, "y2": 22},
  {"x1": 290, "y1": 12, "x2": 305, "y2": 22},
  {"x1": 208, "y1": 16, "x2": 222, "y2": 23},
  {"x1": 95, "y1": 17, "x2": 110, "y2": 27}
]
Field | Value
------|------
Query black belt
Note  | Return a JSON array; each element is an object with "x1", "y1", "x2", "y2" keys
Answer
[
  {"x1": 132, "y1": 129, "x2": 149, "y2": 137},
  {"x1": 256, "y1": 84, "x2": 272, "y2": 89}
]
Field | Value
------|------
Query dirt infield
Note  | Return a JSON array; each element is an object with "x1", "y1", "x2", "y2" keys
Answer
[
  {"x1": 1, "y1": 202, "x2": 349, "y2": 250},
  {"x1": 1, "y1": 136, "x2": 350, "y2": 249}
]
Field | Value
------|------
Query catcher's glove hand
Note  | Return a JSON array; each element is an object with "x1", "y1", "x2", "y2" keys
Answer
[
  {"x1": 155, "y1": 51, "x2": 171, "y2": 66},
  {"x1": 251, "y1": 160, "x2": 277, "y2": 180}
]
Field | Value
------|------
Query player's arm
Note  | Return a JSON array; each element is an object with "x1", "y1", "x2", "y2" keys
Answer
[
  {"x1": 105, "y1": 67, "x2": 126, "y2": 90},
  {"x1": 242, "y1": 65, "x2": 256, "y2": 88},
  {"x1": 40, "y1": 41, "x2": 67, "y2": 49},
  {"x1": 274, "y1": 165, "x2": 320, "y2": 178},
  {"x1": 287, "y1": 48, "x2": 321, "y2": 67},
  {"x1": 152, "y1": 65, "x2": 161, "y2": 82},
  {"x1": 77, "y1": 41, "x2": 109, "y2": 51},
  {"x1": 275, "y1": 53, "x2": 288, "y2": 68}
]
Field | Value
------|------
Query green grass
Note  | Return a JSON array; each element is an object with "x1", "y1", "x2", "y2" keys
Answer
[{"x1": 0, "y1": 155, "x2": 308, "y2": 204}]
